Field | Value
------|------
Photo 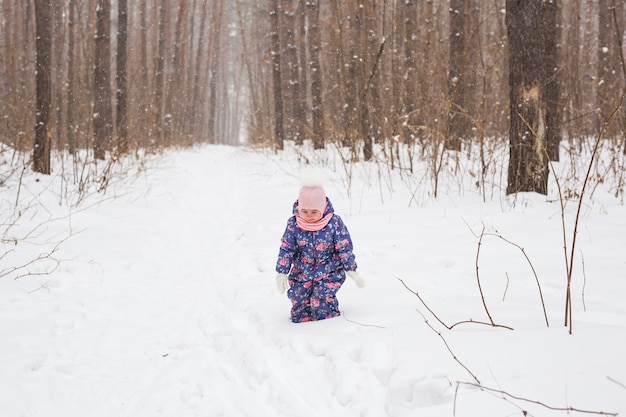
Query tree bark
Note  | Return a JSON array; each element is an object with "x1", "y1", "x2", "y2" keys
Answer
[
  {"x1": 154, "y1": 0, "x2": 168, "y2": 147},
  {"x1": 139, "y1": 0, "x2": 149, "y2": 144},
  {"x1": 270, "y1": 0, "x2": 284, "y2": 150},
  {"x1": 545, "y1": 0, "x2": 560, "y2": 161},
  {"x1": 597, "y1": 0, "x2": 623, "y2": 137},
  {"x1": 34, "y1": 0, "x2": 52, "y2": 174},
  {"x1": 65, "y1": 0, "x2": 77, "y2": 156},
  {"x1": 447, "y1": 0, "x2": 469, "y2": 151},
  {"x1": 308, "y1": 0, "x2": 324, "y2": 149},
  {"x1": 93, "y1": 0, "x2": 113, "y2": 160},
  {"x1": 403, "y1": 0, "x2": 419, "y2": 143},
  {"x1": 282, "y1": 0, "x2": 304, "y2": 144},
  {"x1": 116, "y1": 0, "x2": 128, "y2": 153},
  {"x1": 360, "y1": 0, "x2": 380, "y2": 161},
  {"x1": 190, "y1": 0, "x2": 209, "y2": 139},
  {"x1": 164, "y1": 0, "x2": 187, "y2": 141},
  {"x1": 207, "y1": 0, "x2": 224, "y2": 144},
  {"x1": 344, "y1": 0, "x2": 362, "y2": 158},
  {"x1": 506, "y1": 0, "x2": 557, "y2": 195}
]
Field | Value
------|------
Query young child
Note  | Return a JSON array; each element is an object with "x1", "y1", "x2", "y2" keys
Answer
[{"x1": 275, "y1": 175, "x2": 364, "y2": 323}]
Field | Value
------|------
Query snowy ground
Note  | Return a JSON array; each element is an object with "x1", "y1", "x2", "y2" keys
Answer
[{"x1": 1, "y1": 144, "x2": 625, "y2": 417}]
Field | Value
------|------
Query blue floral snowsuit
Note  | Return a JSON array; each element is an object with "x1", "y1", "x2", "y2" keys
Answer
[{"x1": 276, "y1": 198, "x2": 357, "y2": 323}]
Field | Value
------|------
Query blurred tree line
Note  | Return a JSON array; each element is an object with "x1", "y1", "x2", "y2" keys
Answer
[{"x1": 1, "y1": 0, "x2": 625, "y2": 194}]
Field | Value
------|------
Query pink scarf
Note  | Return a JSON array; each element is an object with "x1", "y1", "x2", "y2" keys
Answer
[{"x1": 296, "y1": 213, "x2": 334, "y2": 231}]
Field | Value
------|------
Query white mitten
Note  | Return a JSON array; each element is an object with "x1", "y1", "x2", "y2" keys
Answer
[
  {"x1": 276, "y1": 273, "x2": 289, "y2": 294},
  {"x1": 346, "y1": 270, "x2": 364, "y2": 288}
]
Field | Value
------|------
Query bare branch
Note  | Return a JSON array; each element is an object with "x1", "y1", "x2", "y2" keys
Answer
[
  {"x1": 463, "y1": 218, "x2": 549, "y2": 327},
  {"x1": 397, "y1": 277, "x2": 513, "y2": 331},
  {"x1": 415, "y1": 310, "x2": 480, "y2": 384},
  {"x1": 457, "y1": 382, "x2": 618, "y2": 416}
]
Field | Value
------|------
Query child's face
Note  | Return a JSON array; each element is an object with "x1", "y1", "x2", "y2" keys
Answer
[{"x1": 298, "y1": 208, "x2": 323, "y2": 222}]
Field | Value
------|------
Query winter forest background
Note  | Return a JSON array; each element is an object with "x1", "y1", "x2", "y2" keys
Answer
[{"x1": 1, "y1": 0, "x2": 626, "y2": 188}]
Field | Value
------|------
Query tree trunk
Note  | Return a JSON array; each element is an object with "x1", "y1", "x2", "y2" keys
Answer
[
  {"x1": 562, "y1": 0, "x2": 584, "y2": 141},
  {"x1": 207, "y1": 0, "x2": 224, "y2": 144},
  {"x1": 308, "y1": 0, "x2": 324, "y2": 149},
  {"x1": 447, "y1": 0, "x2": 469, "y2": 151},
  {"x1": 597, "y1": 0, "x2": 623, "y2": 137},
  {"x1": 506, "y1": 0, "x2": 556, "y2": 195},
  {"x1": 545, "y1": 0, "x2": 560, "y2": 161},
  {"x1": 282, "y1": 0, "x2": 304, "y2": 144},
  {"x1": 403, "y1": 0, "x2": 418, "y2": 143},
  {"x1": 65, "y1": 0, "x2": 77, "y2": 156},
  {"x1": 34, "y1": 0, "x2": 52, "y2": 174},
  {"x1": 270, "y1": 0, "x2": 284, "y2": 150},
  {"x1": 51, "y1": 5, "x2": 65, "y2": 152},
  {"x1": 360, "y1": 0, "x2": 380, "y2": 161},
  {"x1": 154, "y1": 0, "x2": 168, "y2": 147},
  {"x1": 139, "y1": 0, "x2": 150, "y2": 145},
  {"x1": 164, "y1": 0, "x2": 187, "y2": 142},
  {"x1": 116, "y1": 0, "x2": 128, "y2": 154},
  {"x1": 93, "y1": 0, "x2": 113, "y2": 160},
  {"x1": 345, "y1": 0, "x2": 362, "y2": 159}
]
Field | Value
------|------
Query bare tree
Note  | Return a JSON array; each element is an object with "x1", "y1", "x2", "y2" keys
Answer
[
  {"x1": 270, "y1": 0, "x2": 284, "y2": 150},
  {"x1": 189, "y1": 0, "x2": 209, "y2": 139},
  {"x1": 33, "y1": 0, "x2": 52, "y2": 174},
  {"x1": 93, "y1": 0, "x2": 113, "y2": 160},
  {"x1": 308, "y1": 0, "x2": 324, "y2": 149},
  {"x1": 207, "y1": 0, "x2": 224, "y2": 144},
  {"x1": 360, "y1": 0, "x2": 382, "y2": 161},
  {"x1": 154, "y1": 1, "x2": 169, "y2": 147},
  {"x1": 164, "y1": 0, "x2": 186, "y2": 142},
  {"x1": 343, "y1": 0, "x2": 363, "y2": 158},
  {"x1": 138, "y1": 1, "x2": 150, "y2": 144},
  {"x1": 597, "y1": 0, "x2": 624, "y2": 138},
  {"x1": 116, "y1": 0, "x2": 129, "y2": 153},
  {"x1": 65, "y1": 0, "x2": 78, "y2": 155},
  {"x1": 403, "y1": 0, "x2": 419, "y2": 143},
  {"x1": 505, "y1": 0, "x2": 558, "y2": 195},
  {"x1": 447, "y1": 0, "x2": 473, "y2": 151},
  {"x1": 545, "y1": 0, "x2": 561, "y2": 161},
  {"x1": 282, "y1": 0, "x2": 304, "y2": 144}
]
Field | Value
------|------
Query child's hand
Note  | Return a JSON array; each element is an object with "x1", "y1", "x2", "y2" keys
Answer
[
  {"x1": 276, "y1": 273, "x2": 289, "y2": 294},
  {"x1": 347, "y1": 270, "x2": 364, "y2": 288}
]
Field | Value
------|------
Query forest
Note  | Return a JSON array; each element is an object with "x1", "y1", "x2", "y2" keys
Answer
[{"x1": 1, "y1": 0, "x2": 626, "y2": 197}]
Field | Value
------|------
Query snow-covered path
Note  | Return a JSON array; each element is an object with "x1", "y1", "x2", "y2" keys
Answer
[{"x1": 1, "y1": 145, "x2": 625, "y2": 417}]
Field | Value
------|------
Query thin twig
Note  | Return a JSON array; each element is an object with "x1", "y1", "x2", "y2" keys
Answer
[
  {"x1": 564, "y1": 91, "x2": 625, "y2": 334},
  {"x1": 502, "y1": 272, "x2": 510, "y2": 302},
  {"x1": 397, "y1": 277, "x2": 513, "y2": 330},
  {"x1": 475, "y1": 225, "x2": 496, "y2": 325},
  {"x1": 607, "y1": 376, "x2": 626, "y2": 390},
  {"x1": 580, "y1": 250, "x2": 587, "y2": 312},
  {"x1": 415, "y1": 310, "x2": 480, "y2": 384},
  {"x1": 341, "y1": 311, "x2": 386, "y2": 329},
  {"x1": 27, "y1": 281, "x2": 51, "y2": 294},
  {"x1": 463, "y1": 218, "x2": 549, "y2": 327},
  {"x1": 458, "y1": 382, "x2": 618, "y2": 416},
  {"x1": 484, "y1": 230, "x2": 549, "y2": 327}
]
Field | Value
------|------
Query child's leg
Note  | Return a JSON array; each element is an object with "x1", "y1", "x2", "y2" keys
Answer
[
  {"x1": 310, "y1": 279, "x2": 343, "y2": 320},
  {"x1": 287, "y1": 280, "x2": 314, "y2": 323}
]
